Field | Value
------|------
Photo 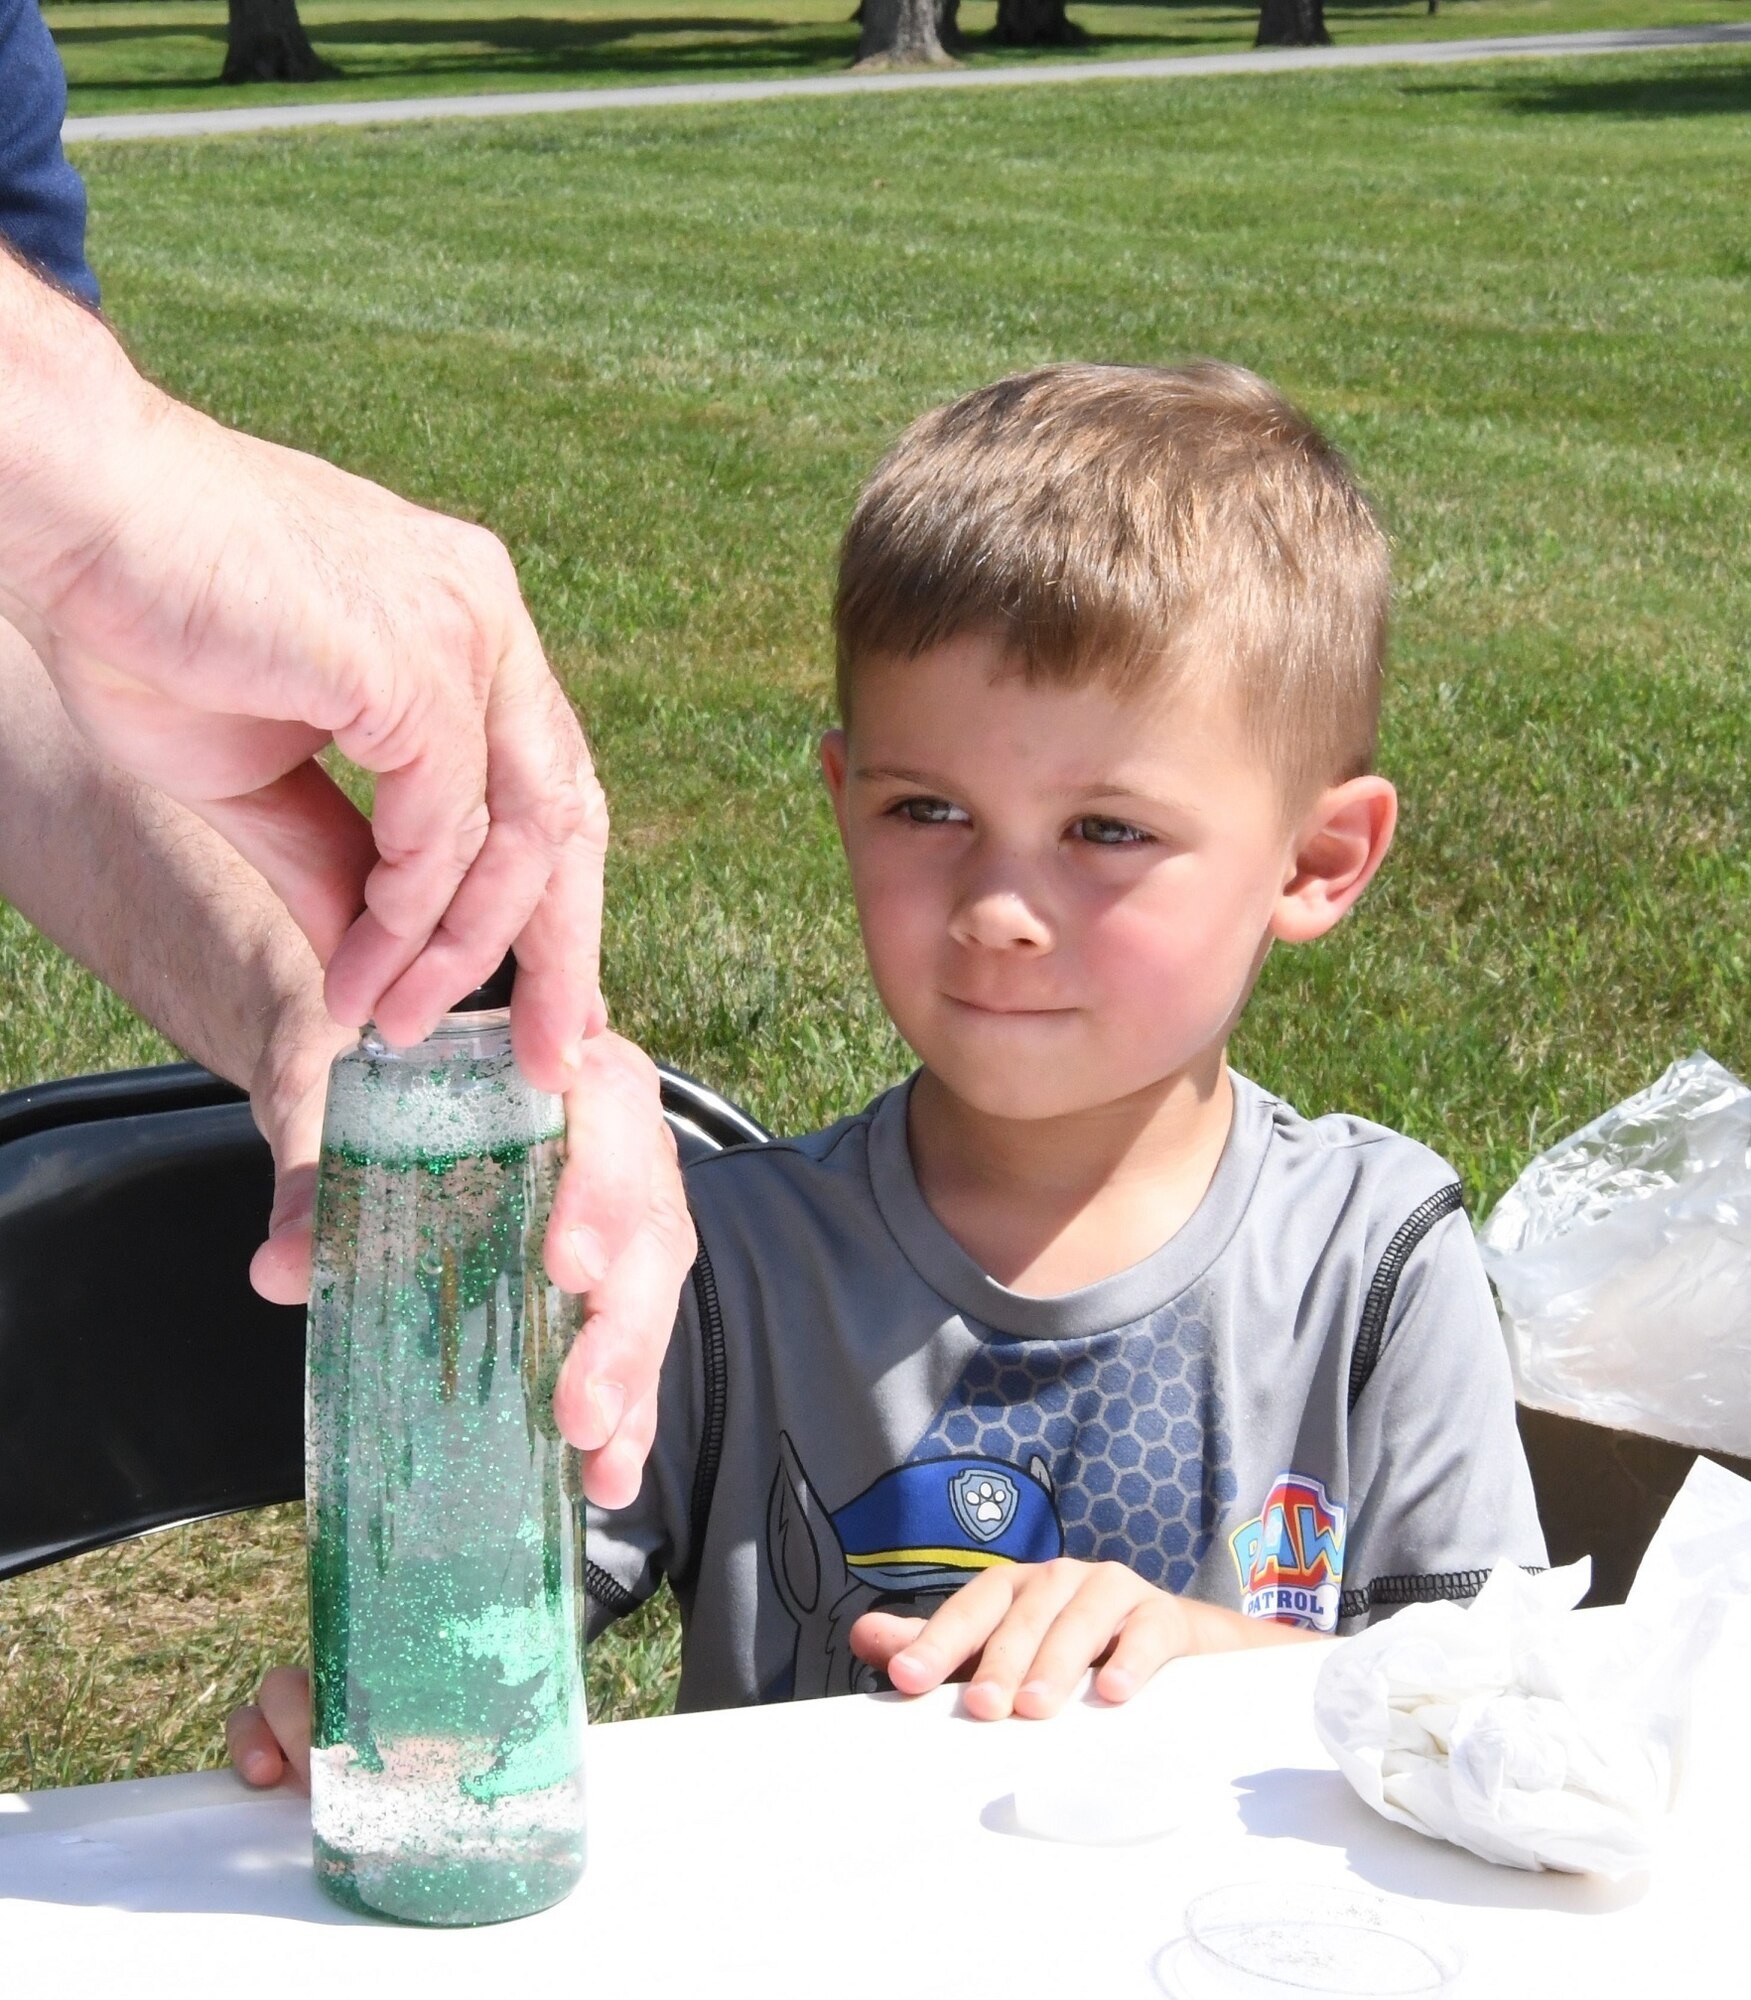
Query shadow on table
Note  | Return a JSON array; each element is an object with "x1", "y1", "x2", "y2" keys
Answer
[
  {"x1": 1232, "y1": 1767, "x2": 1648, "y2": 1915},
  {"x1": 0, "y1": 1793, "x2": 363, "y2": 1926}
]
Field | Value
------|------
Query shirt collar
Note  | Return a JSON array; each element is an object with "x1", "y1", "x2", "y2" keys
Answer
[{"x1": 864, "y1": 1070, "x2": 1274, "y2": 1339}]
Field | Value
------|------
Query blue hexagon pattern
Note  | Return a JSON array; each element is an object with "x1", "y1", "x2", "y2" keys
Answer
[{"x1": 910, "y1": 1305, "x2": 1237, "y2": 1592}]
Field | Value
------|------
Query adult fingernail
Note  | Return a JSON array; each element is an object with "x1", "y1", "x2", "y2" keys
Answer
[
  {"x1": 969, "y1": 1680, "x2": 1011, "y2": 1716},
  {"x1": 566, "y1": 1226, "x2": 606, "y2": 1283},
  {"x1": 582, "y1": 1379, "x2": 625, "y2": 1449}
]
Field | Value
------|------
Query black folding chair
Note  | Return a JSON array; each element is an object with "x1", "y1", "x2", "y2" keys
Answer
[
  {"x1": 0, "y1": 1061, "x2": 767, "y2": 1584},
  {"x1": 7, "y1": 1061, "x2": 1723, "y2": 1610}
]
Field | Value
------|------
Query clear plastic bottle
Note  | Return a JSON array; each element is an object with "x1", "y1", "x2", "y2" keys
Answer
[{"x1": 305, "y1": 959, "x2": 586, "y2": 1925}]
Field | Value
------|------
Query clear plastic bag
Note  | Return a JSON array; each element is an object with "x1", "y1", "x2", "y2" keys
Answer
[{"x1": 1476, "y1": 1051, "x2": 1751, "y2": 1457}]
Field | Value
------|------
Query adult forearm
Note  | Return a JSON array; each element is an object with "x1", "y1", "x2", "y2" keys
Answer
[
  {"x1": 0, "y1": 247, "x2": 153, "y2": 651},
  {"x1": 0, "y1": 617, "x2": 319, "y2": 1092}
]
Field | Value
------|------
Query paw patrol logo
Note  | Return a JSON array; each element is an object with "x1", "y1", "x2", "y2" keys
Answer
[
  {"x1": 949, "y1": 1467, "x2": 1018, "y2": 1544},
  {"x1": 1229, "y1": 1471, "x2": 1346, "y2": 1633}
]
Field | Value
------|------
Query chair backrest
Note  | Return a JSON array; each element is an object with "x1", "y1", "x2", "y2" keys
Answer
[
  {"x1": 0, "y1": 1061, "x2": 768, "y2": 1584},
  {"x1": 15, "y1": 1066, "x2": 1686, "y2": 1608}
]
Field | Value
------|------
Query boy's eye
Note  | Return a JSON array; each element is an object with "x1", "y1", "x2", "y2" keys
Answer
[
  {"x1": 1073, "y1": 816, "x2": 1153, "y2": 847},
  {"x1": 892, "y1": 797, "x2": 970, "y2": 826}
]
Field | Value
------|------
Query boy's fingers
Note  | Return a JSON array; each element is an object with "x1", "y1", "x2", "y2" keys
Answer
[
  {"x1": 257, "y1": 1665, "x2": 313, "y2": 1791},
  {"x1": 1011, "y1": 1566, "x2": 1162, "y2": 1718},
  {"x1": 848, "y1": 1611, "x2": 929, "y2": 1672},
  {"x1": 1092, "y1": 1598, "x2": 1194, "y2": 1707},
  {"x1": 956, "y1": 1562, "x2": 1097, "y2": 1718},
  {"x1": 886, "y1": 1567, "x2": 1026, "y2": 1696},
  {"x1": 224, "y1": 1704, "x2": 285, "y2": 1790}
]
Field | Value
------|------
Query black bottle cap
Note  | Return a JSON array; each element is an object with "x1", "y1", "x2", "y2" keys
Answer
[{"x1": 449, "y1": 950, "x2": 517, "y2": 1014}]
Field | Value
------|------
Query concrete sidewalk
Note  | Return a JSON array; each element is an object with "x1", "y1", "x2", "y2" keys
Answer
[{"x1": 63, "y1": 20, "x2": 1751, "y2": 145}]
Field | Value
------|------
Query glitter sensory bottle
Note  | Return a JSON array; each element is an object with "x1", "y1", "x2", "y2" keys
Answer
[{"x1": 305, "y1": 955, "x2": 587, "y2": 1925}]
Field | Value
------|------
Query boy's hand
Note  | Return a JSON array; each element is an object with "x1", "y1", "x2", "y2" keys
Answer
[
  {"x1": 849, "y1": 1558, "x2": 1316, "y2": 1720},
  {"x1": 225, "y1": 1666, "x2": 312, "y2": 1790}
]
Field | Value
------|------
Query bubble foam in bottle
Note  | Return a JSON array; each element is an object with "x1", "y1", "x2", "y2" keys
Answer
[{"x1": 305, "y1": 957, "x2": 586, "y2": 1924}]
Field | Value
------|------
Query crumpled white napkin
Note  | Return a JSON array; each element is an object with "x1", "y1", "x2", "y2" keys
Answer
[{"x1": 1312, "y1": 1458, "x2": 1751, "y2": 1877}]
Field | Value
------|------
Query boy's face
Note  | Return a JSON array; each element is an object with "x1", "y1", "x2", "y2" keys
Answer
[{"x1": 822, "y1": 634, "x2": 1358, "y2": 1124}]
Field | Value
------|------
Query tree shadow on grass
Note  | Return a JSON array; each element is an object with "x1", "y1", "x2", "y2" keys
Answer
[
  {"x1": 50, "y1": 0, "x2": 1522, "y2": 93},
  {"x1": 1506, "y1": 67, "x2": 1751, "y2": 119},
  {"x1": 56, "y1": 13, "x2": 867, "y2": 87},
  {"x1": 306, "y1": 8, "x2": 799, "y2": 47},
  {"x1": 315, "y1": 8, "x2": 857, "y2": 81},
  {"x1": 54, "y1": 4, "x2": 1274, "y2": 90},
  {"x1": 1411, "y1": 58, "x2": 1751, "y2": 120},
  {"x1": 48, "y1": 11, "x2": 785, "y2": 39}
]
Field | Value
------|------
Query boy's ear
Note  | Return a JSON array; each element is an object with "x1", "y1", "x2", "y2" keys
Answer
[
  {"x1": 819, "y1": 729, "x2": 850, "y2": 836},
  {"x1": 1271, "y1": 775, "x2": 1398, "y2": 945}
]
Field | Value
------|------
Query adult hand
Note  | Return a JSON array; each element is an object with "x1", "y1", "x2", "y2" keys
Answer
[
  {"x1": 0, "y1": 256, "x2": 602, "y2": 1091},
  {"x1": 0, "y1": 258, "x2": 690, "y2": 1498},
  {"x1": 544, "y1": 1036, "x2": 696, "y2": 1509},
  {"x1": 250, "y1": 1005, "x2": 693, "y2": 1506}
]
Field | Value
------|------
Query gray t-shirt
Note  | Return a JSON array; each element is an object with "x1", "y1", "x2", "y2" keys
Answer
[{"x1": 587, "y1": 1072, "x2": 1546, "y2": 1711}]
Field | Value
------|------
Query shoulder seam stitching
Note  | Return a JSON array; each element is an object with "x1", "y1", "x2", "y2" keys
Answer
[{"x1": 1346, "y1": 1182, "x2": 1466, "y2": 1413}]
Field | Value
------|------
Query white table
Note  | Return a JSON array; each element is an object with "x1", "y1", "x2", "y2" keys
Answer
[{"x1": 0, "y1": 1643, "x2": 1732, "y2": 1997}]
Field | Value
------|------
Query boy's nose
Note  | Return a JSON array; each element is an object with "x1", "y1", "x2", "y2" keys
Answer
[{"x1": 949, "y1": 882, "x2": 1054, "y2": 953}]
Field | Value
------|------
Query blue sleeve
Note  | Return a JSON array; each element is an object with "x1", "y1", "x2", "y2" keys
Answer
[{"x1": 0, "y1": 0, "x2": 98, "y2": 305}]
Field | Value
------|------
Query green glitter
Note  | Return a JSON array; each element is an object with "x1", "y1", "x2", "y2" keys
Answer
[{"x1": 306, "y1": 1037, "x2": 586, "y2": 1928}]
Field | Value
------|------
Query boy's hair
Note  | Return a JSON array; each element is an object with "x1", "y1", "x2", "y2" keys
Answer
[{"x1": 834, "y1": 362, "x2": 1390, "y2": 802}]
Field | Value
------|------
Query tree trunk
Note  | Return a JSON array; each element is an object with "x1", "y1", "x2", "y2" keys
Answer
[
  {"x1": 938, "y1": 0, "x2": 963, "y2": 51},
  {"x1": 1254, "y1": 0, "x2": 1329, "y2": 46},
  {"x1": 223, "y1": 0, "x2": 336, "y2": 83},
  {"x1": 993, "y1": 0, "x2": 1083, "y2": 45},
  {"x1": 855, "y1": 0, "x2": 952, "y2": 65}
]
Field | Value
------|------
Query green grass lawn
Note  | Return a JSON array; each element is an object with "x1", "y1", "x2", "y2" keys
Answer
[
  {"x1": 52, "y1": 0, "x2": 1751, "y2": 116},
  {"x1": 4, "y1": 43, "x2": 1750, "y2": 1789}
]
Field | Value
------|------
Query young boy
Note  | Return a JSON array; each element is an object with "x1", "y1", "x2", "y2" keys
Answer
[
  {"x1": 583, "y1": 360, "x2": 1545, "y2": 1721},
  {"x1": 231, "y1": 361, "x2": 1544, "y2": 1777}
]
